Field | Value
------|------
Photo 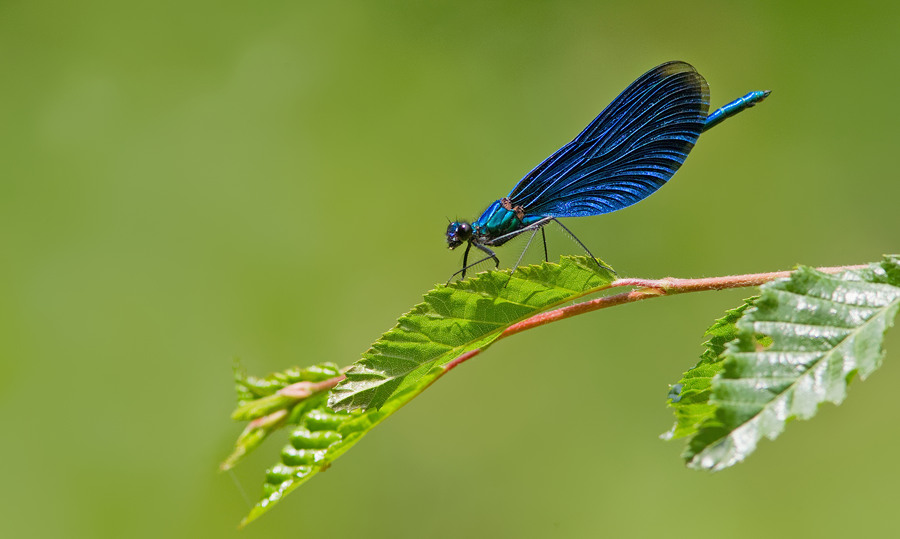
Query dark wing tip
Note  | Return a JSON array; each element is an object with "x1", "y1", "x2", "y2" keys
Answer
[{"x1": 654, "y1": 60, "x2": 698, "y2": 75}]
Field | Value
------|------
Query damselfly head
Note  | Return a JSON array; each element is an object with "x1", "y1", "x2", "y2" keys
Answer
[{"x1": 446, "y1": 221, "x2": 472, "y2": 249}]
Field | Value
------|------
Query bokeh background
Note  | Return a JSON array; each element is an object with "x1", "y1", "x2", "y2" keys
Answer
[{"x1": 3, "y1": 1, "x2": 900, "y2": 537}]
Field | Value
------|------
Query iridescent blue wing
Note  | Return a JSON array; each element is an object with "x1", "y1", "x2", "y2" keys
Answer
[{"x1": 508, "y1": 61, "x2": 710, "y2": 217}]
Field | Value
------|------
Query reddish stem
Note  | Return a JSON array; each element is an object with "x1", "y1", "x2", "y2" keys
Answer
[
  {"x1": 444, "y1": 263, "x2": 867, "y2": 371},
  {"x1": 443, "y1": 349, "x2": 483, "y2": 373}
]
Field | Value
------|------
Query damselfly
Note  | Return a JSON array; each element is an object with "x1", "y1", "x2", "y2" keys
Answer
[{"x1": 446, "y1": 61, "x2": 769, "y2": 279}]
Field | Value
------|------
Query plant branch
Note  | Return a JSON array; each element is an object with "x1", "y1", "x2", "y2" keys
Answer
[{"x1": 442, "y1": 263, "x2": 867, "y2": 374}]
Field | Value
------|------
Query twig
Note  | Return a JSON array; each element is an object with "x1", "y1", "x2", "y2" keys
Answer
[{"x1": 443, "y1": 264, "x2": 867, "y2": 373}]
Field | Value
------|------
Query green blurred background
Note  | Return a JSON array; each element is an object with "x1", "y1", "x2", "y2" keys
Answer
[{"x1": 3, "y1": 1, "x2": 899, "y2": 537}]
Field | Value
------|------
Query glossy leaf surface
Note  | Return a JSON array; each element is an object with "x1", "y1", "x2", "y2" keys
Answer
[{"x1": 682, "y1": 257, "x2": 900, "y2": 470}]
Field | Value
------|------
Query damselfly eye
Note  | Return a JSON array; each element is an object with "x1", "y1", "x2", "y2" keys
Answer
[{"x1": 446, "y1": 221, "x2": 472, "y2": 249}]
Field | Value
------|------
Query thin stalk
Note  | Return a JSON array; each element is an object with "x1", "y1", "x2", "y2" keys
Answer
[{"x1": 443, "y1": 264, "x2": 866, "y2": 373}]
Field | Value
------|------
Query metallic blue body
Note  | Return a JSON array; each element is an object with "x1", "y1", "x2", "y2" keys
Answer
[
  {"x1": 446, "y1": 61, "x2": 769, "y2": 277},
  {"x1": 703, "y1": 90, "x2": 770, "y2": 131},
  {"x1": 470, "y1": 200, "x2": 545, "y2": 246}
]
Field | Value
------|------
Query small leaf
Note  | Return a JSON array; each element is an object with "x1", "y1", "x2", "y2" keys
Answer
[
  {"x1": 684, "y1": 256, "x2": 900, "y2": 471},
  {"x1": 234, "y1": 362, "x2": 342, "y2": 406},
  {"x1": 222, "y1": 363, "x2": 341, "y2": 471}
]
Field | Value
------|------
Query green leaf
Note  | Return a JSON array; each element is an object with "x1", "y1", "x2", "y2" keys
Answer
[
  {"x1": 236, "y1": 256, "x2": 615, "y2": 525},
  {"x1": 233, "y1": 362, "x2": 342, "y2": 408},
  {"x1": 328, "y1": 256, "x2": 615, "y2": 411},
  {"x1": 662, "y1": 297, "x2": 757, "y2": 441},
  {"x1": 221, "y1": 362, "x2": 341, "y2": 471},
  {"x1": 240, "y1": 402, "x2": 351, "y2": 527},
  {"x1": 683, "y1": 256, "x2": 900, "y2": 471}
]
